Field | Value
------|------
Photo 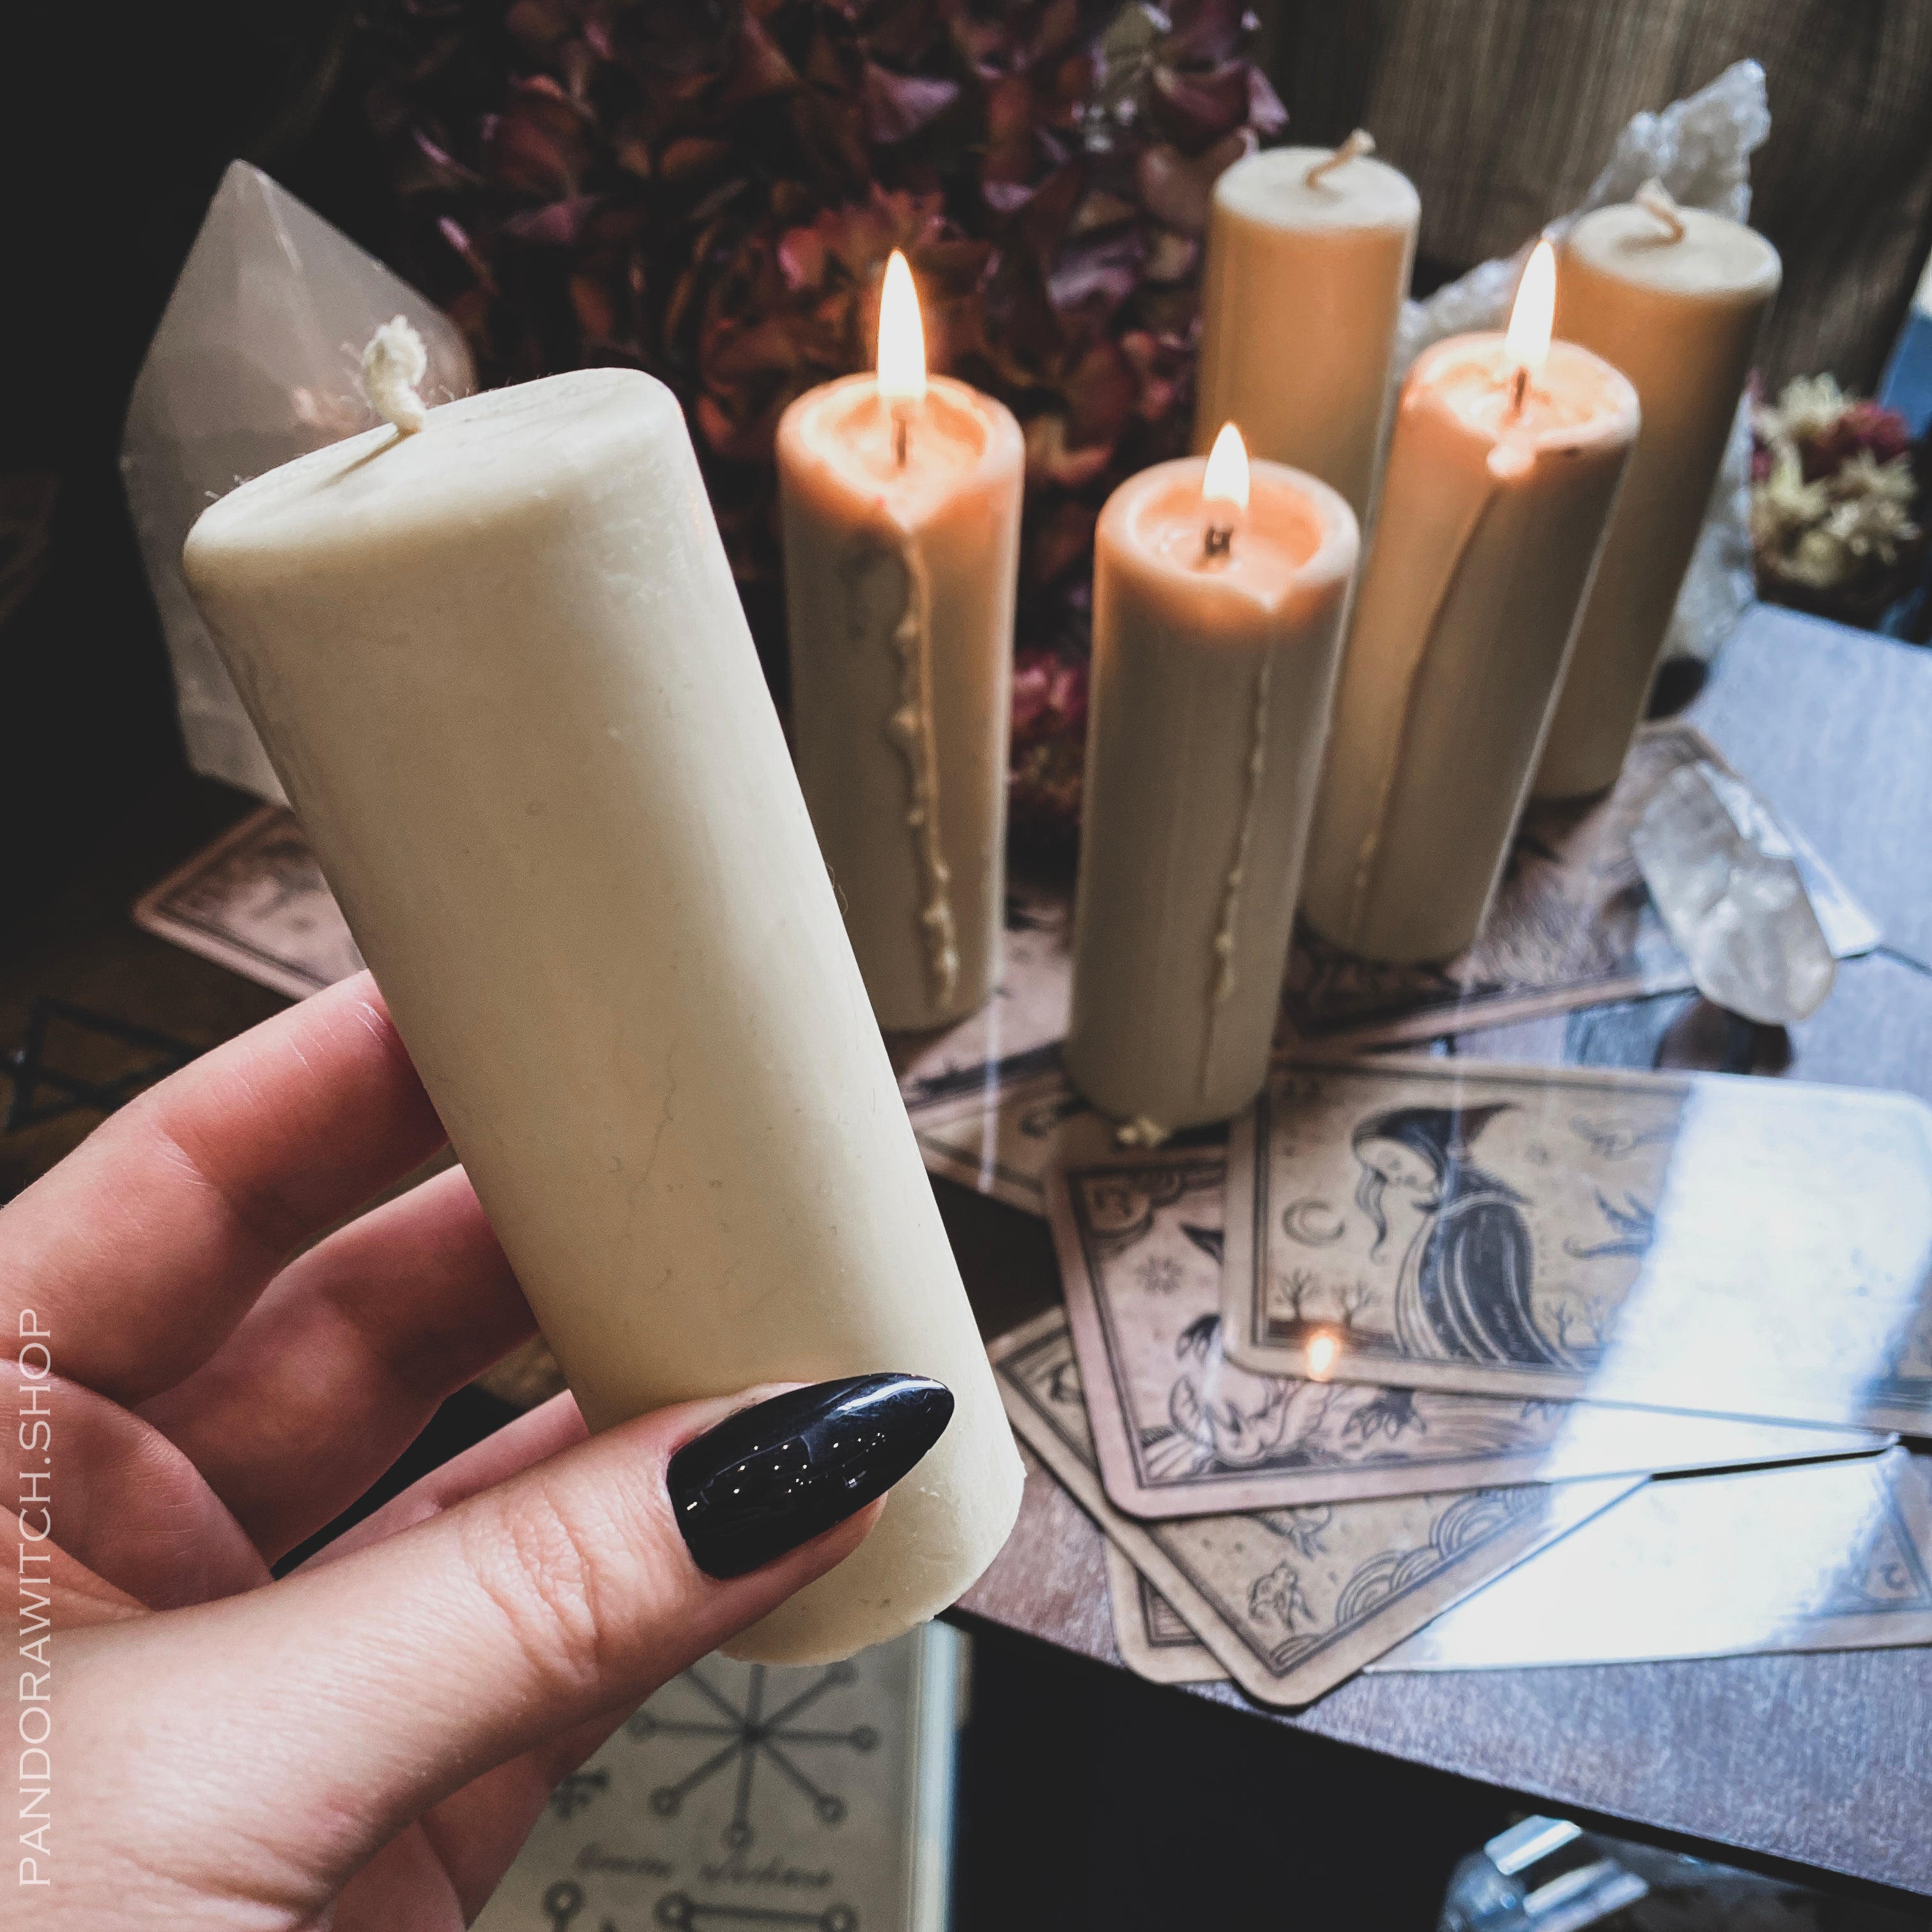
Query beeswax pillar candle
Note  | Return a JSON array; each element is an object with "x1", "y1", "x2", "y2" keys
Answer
[{"x1": 184, "y1": 368, "x2": 1024, "y2": 1664}]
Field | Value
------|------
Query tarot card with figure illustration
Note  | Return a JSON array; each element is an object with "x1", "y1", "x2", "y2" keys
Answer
[
  {"x1": 1222, "y1": 1059, "x2": 1932, "y2": 1434},
  {"x1": 1372, "y1": 1447, "x2": 1932, "y2": 1673},
  {"x1": 1051, "y1": 1149, "x2": 1886, "y2": 1519},
  {"x1": 990, "y1": 1308, "x2": 1637, "y2": 1708}
]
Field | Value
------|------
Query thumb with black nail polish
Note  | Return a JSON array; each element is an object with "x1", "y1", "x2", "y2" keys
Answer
[{"x1": 668, "y1": 1374, "x2": 955, "y2": 1579}]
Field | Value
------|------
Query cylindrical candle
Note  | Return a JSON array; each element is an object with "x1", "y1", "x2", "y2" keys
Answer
[
  {"x1": 1066, "y1": 433, "x2": 1358, "y2": 1133},
  {"x1": 778, "y1": 256, "x2": 1024, "y2": 1031},
  {"x1": 1192, "y1": 136, "x2": 1420, "y2": 523},
  {"x1": 1302, "y1": 247, "x2": 1639, "y2": 963},
  {"x1": 182, "y1": 369, "x2": 1023, "y2": 1664},
  {"x1": 1533, "y1": 192, "x2": 1781, "y2": 799}
]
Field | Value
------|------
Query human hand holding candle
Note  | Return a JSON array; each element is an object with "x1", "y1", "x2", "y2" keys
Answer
[
  {"x1": 778, "y1": 251, "x2": 1025, "y2": 1031},
  {"x1": 181, "y1": 360, "x2": 1023, "y2": 1664},
  {"x1": 1301, "y1": 240, "x2": 1639, "y2": 965},
  {"x1": 1066, "y1": 426, "x2": 1358, "y2": 1134}
]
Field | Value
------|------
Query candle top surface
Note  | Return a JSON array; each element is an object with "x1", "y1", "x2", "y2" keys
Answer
[
  {"x1": 1214, "y1": 145, "x2": 1420, "y2": 234},
  {"x1": 185, "y1": 368, "x2": 682, "y2": 576},
  {"x1": 1101, "y1": 456, "x2": 1358, "y2": 616},
  {"x1": 1408, "y1": 334, "x2": 1641, "y2": 464},
  {"x1": 1566, "y1": 202, "x2": 1782, "y2": 301},
  {"x1": 777, "y1": 372, "x2": 1021, "y2": 532}
]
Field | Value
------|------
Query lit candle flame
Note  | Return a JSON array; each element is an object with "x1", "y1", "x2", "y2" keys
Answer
[
  {"x1": 1202, "y1": 422, "x2": 1250, "y2": 516},
  {"x1": 1504, "y1": 237, "x2": 1557, "y2": 383},
  {"x1": 1305, "y1": 1330, "x2": 1339, "y2": 1380},
  {"x1": 877, "y1": 250, "x2": 927, "y2": 407}
]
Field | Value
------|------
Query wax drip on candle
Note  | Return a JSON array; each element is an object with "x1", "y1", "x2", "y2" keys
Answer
[
  {"x1": 1633, "y1": 177, "x2": 1688, "y2": 243},
  {"x1": 1201, "y1": 653, "x2": 1273, "y2": 1096},
  {"x1": 885, "y1": 537, "x2": 959, "y2": 1002},
  {"x1": 361, "y1": 316, "x2": 429, "y2": 434},
  {"x1": 1305, "y1": 128, "x2": 1375, "y2": 188}
]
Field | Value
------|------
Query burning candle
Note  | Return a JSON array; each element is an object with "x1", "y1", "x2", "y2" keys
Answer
[
  {"x1": 778, "y1": 252, "x2": 1025, "y2": 1031},
  {"x1": 1301, "y1": 241, "x2": 1640, "y2": 963},
  {"x1": 1533, "y1": 185, "x2": 1781, "y2": 799},
  {"x1": 1193, "y1": 134, "x2": 1420, "y2": 522},
  {"x1": 1066, "y1": 426, "x2": 1358, "y2": 1135},
  {"x1": 182, "y1": 365, "x2": 1024, "y2": 1663}
]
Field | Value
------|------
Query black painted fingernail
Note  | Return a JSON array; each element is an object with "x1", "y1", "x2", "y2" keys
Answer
[{"x1": 668, "y1": 1374, "x2": 954, "y2": 1580}]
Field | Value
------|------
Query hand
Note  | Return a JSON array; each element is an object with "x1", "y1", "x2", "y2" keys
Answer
[{"x1": 4, "y1": 976, "x2": 925, "y2": 1929}]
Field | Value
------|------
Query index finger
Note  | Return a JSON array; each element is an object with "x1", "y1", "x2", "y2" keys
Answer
[{"x1": 0, "y1": 972, "x2": 447, "y2": 1404}]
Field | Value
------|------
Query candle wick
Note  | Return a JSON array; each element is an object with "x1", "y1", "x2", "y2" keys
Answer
[
  {"x1": 892, "y1": 405, "x2": 910, "y2": 470},
  {"x1": 1634, "y1": 176, "x2": 1688, "y2": 243},
  {"x1": 360, "y1": 316, "x2": 429, "y2": 435},
  {"x1": 1506, "y1": 365, "x2": 1529, "y2": 418},
  {"x1": 1202, "y1": 523, "x2": 1234, "y2": 562},
  {"x1": 1305, "y1": 128, "x2": 1375, "y2": 188}
]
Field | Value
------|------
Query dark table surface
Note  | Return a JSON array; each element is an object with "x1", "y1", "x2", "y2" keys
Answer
[
  {"x1": 6, "y1": 602, "x2": 1930, "y2": 1907},
  {"x1": 951, "y1": 604, "x2": 1932, "y2": 1907}
]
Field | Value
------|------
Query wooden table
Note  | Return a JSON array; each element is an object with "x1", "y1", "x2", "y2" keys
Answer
[
  {"x1": 949, "y1": 604, "x2": 1932, "y2": 1906},
  {"x1": 4, "y1": 604, "x2": 1929, "y2": 1906}
]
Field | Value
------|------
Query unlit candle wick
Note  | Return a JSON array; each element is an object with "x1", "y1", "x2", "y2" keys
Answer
[
  {"x1": 1634, "y1": 177, "x2": 1688, "y2": 243},
  {"x1": 1306, "y1": 128, "x2": 1375, "y2": 188},
  {"x1": 362, "y1": 316, "x2": 430, "y2": 434}
]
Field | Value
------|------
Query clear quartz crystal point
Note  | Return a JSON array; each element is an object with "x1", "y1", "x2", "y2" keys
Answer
[
  {"x1": 120, "y1": 162, "x2": 474, "y2": 801},
  {"x1": 1630, "y1": 758, "x2": 1837, "y2": 1025}
]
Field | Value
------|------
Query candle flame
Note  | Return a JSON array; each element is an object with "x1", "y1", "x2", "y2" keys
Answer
[
  {"x1": 1505, "y1": 237, "x2": 1557, "y2": 381},
  {"x1": 1202, "y1": 422, "x2": 1250, "y2": 515},
  {"x1": 1305, "y1": 1330, "x2": 1339, "y2": 1380},
  {"x1": 877, "y1": 250, "x2": 927, "y2": 406}
]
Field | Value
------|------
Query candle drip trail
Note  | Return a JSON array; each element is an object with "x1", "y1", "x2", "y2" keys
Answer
[
  {"x1": 361, "y1": 316, "x2": 429, "y2": 434},
  {"x1": 1202, "y1": 654, "x2": 1272, "y2": 1096},
  {"x1": 1305, "y1": 128, "x2": 1375, "y2": 188},
  {"x1": 885, "y1": 537, "x2": 959, "y2": 1002},
  {"x1": 1634, "y1": 178, "x2": 1688, "y2": 243}
]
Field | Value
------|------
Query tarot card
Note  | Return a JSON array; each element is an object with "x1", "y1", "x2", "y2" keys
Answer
[
  {"x1": 1103, "y1": 1540, "x2": 1226, "y2": 1685},
  {"x1": 1222, "y1": 1059, "x2": 1932, "y2": 1434},
  {"x1": 1277, "y1": 721, "x2": 1880, "y2": 1050},
  {"x1": 989, "y1": 1308, "x2": 1637, "y2": 1709},
  {"x1": 133, "y1": 804, "x2": 362, "y2": 998},
  {"x1": 1372, "y1": 1448, "x2": 1932, "y2": 1673},
  {"x1": 1052, "y1": 1149, "x2": 1887, "y2": 1519}
]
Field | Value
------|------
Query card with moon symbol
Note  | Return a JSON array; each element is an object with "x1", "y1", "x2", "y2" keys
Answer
[
  {"x1": 1370, "y1": 1447, "x2": 1932, "y2": 1674},
  {"x1": 989, "y1": 1308, "x2": 1638, "y2": 1708},
  {"x1": 1221, "y1": 1059, "x2": 1932, "y2": 1434},
  {"x1": 1050, "y1": 1148, "x2": 1887, "y2": 1518}
]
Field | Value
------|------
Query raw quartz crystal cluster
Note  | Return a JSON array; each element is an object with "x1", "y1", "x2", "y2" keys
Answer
[
  {"x1": 1398, "y1": 59, "x2": 1772, "y2": 672},
  {"x1": 121, "y1": 162, "x2": 473, "y2": 801},
  {"x1": 1630, "y1": 760, "x2": 1836, "y2": 1027}
]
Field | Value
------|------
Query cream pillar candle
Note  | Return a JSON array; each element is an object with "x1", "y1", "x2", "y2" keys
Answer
[
  {"x1": 1193, "y1": 133, "x2": 1419, "y2": 522},
  {"x1": 1065, "y1": 427, "x2": 1358, "y2": 1133},
  {"x1": 182, "y1": 367, "x2": 1023, "y2": 1665},
  {"x1": 778, "y1": 252, "x2": 1024, "y2": 1031},
  {"x1": 1533, "y1": 185, "x2": 1781, "y2": 799},
  {"x1": 1302, "y1": 243, "x2": 1640, "y2": 963}
]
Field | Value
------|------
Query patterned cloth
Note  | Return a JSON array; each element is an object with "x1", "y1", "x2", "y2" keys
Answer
[{"x1": 1266, "y1": 0, "x2": 1932, "y2": 388}]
